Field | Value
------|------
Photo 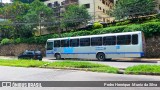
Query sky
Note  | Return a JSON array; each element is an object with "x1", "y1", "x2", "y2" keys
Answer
[{"x1": 0, "y1": 0, "x2": 11, "y2": 3}]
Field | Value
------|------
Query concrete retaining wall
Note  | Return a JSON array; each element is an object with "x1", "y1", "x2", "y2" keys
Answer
[{"x1": 0, "y1": 36, "x2": 160, "y2": 57}]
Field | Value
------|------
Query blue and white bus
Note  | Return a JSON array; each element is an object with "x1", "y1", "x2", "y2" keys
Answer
[{"x1": 46, "y1": 31, "x2": 146, "y2": 61}]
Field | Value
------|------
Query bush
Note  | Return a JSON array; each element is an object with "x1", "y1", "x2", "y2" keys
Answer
[
  {"x1": 0, "y1": 38, "x2": 11, "y2": 45},
  {"x1": 15, "y1": 38, "x2": 21, "y2": 44},
  {"x1": 125, "y1": 65, "x2": 160, "y2": 74},
  {"x1": 12, "y1": 21, "x2": 160, "y2": 44},
  {"x1": 93, "y1": 22, "x2": 103, "y2": 29},
  {"x1": 156, "y1": 14, "x2": 160, "y2": 19},
  {"x1": 116, "y1": 20, "x2": 130, "y2": 26}
]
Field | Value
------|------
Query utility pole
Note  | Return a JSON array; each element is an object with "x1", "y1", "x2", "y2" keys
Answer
[
  {"x1": 93, "y1": 0, "x2": 96, "y2": 22},
  {"x1": 39, "y1": 13, "x2": 41, "y2": 36},
  {"x1": 39, "y1": 12, "x2": 44, "y2": 36},
  {"x1": 53, "y1": 2, "x2": 62, "y2": 38}
]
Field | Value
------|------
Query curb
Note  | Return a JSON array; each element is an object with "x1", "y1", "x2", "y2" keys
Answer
[
  {"x1": 125, "y1": 72, "x2": 160, "y2": 76},
  {"x1": 113, "y1": 58, "x2": 160, "y2": 62}
]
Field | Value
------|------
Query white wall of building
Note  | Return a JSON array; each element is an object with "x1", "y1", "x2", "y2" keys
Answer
[
  {"x1": 78, "y1": 0, "x2": 95, "y2": 17},
  {"x1": 44, "y1": 0, "x2": 64, "y2": 6}
]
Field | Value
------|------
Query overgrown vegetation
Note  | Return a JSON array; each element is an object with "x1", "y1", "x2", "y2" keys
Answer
[
  {"x1": 125, "y1": 65, "x2": 160, "y2": 75},
  {"x1": 0, "y1": 0, "x2": 160, "y2": 45},
  {"x1": 112, "y1": 0, "x2": 156, "y2": 20},
  {"x1": 1, "y1": 20, "x2": 160, "y2": 45},
  {"x1": 93, "y1": 22, "x2": 103, "y2": 29},
  {"x1": 0, "y1": 60, "x2": 118, "y2": 73},
  {"x1": 0, "y1": 0, "x2": 91, "y2": 39}
]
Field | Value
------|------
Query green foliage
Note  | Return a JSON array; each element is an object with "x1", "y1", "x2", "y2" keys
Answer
[
  {"x1": 14, "y1": 21, "x2": 160, "y2": 44},
  {"x1": 15, "y1": 38, "x2": 21, "y2": 44},
  {"x1": 0, "y1": 60, "x2": 118, "y2": 73},
  {"x1": 23, "y1": 0, "x2": 54, "y2": 36},
  {"x1": 0, "y1": 0, "x2": 54, "y2": 38},
  {"x1": 0, "y1": 1, "x2": 30, "y2": 38},
  {"x1": 0, "y1": 60, "x2": 48, "y2": 67},
  {"x1": 116, "y1": 20, "x2": 130, "y2": 26},
  {"x1": 112, "y1": 0, "x2": 156, "y2": 20},
  {"x1": 156, "y1": 14, "x2": 160, "y2": 19},
  {"x1": 0, "y1": 38, "x2": 11, "y2": 45},
  {"x1": 93, "y1": 22, "x2": 103, "y2": 29},
  {"x1": 46, "y1": 60, "x2": 119, "y2": 73},
  {"x1": 125, "y1": 65, "x2": 160, "y2": 74},
  {"x1": 62, "y1": 4, "x2": 91, "y2": 29}
]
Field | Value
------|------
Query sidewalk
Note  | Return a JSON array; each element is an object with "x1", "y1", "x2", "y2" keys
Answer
[
  {"x1": 0, "y1": 56, "x2": 160, "y2": 62},
  {"x1": 0, "y1": 56, "x2": 17, "y2": 60},
  {"x1": 113, "y1": 58, "x2": 160, "y2": 61}
]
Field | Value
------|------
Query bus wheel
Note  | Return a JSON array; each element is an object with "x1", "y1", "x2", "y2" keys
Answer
[
  {"x1": 55, "y1": 54, "x2": 61, "y2": 60},
  {"x1": 97, "y1": 53, "x2": 105, "y2": 61}
]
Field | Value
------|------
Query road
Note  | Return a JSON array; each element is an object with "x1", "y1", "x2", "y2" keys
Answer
[{"x1": 0, "y1": 66, "x2": 160, "y2": 90}]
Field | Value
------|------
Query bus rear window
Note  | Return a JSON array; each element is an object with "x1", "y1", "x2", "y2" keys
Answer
[
  {"x1": 47, "y1": 42, "x2": 53, "y2": 50},
  {"x1": 132, "y1": 34, "x2": 138, "y2": 45}
]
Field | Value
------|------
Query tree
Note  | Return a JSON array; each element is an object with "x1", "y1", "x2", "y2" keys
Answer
[
  {"x1": 14, "y1": 0, "x2": 48, "y2": 3},
  {"x1": 24, "y1": 0, "x2": 54, "y2": 35},
  {"x1": 62, "y1": 4, "x2": 91, "y2": 30},
  {"x1": 0, "y1": 20, "x2": 13, "y2": 38},
  {"x1": 0, "y1": 1, "x2": 30, "y2": 38},
  {"x1": 112, "y1": 0, "x2": 156, "y2": 20}
]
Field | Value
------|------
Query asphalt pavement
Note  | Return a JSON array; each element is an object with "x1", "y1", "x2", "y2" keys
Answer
[{"x1": 0, "y1": 66, "x2": 160, "y2": 90}]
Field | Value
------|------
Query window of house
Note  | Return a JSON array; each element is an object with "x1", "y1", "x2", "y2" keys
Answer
[
  {"x1": 102, "y1": 0, "x2": 105, "y2": 4},
  {"x1": 84, "y1": 4, "x2": 90, "y2": 8},
  {"x1": 99, "y1": 7, "x2": 101, "y2": 10},
  {"x1": 103, "y1": 9, "x2": 105, "y2": 13}
]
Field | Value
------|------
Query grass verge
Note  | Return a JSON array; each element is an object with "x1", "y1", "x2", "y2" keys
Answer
[
  {"x1": 44, "y1": 61, "x2": 118, "y2": 73},
  {"x1": 0, "y1": 60, "x2": 118, "y2": 74},
  {"x1": 0, "y1": 59, "x2": 48, "y2": 67},
  {"x1": 125, "y1": 65, "x2": 160, "y2": 75}
]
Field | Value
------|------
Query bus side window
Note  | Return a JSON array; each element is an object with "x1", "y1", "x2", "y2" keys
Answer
[
  {"x1": 47, "y1": 42, "x2": 53, "y2": 50},
  {"x1": 103, "y1": 36, "x2": 116, "y2": 45},
  {"x1": 117, "y1": 35, "x2": 131, "y2": 45},
  {"x1": 91, "y1": 37, "x2": 102, "y2": 46},
  {"x1": 132, "y1": 34, "x2": 138, "y2": 45},
  {"x1": 54, "y1": 40, "x2": 60, "y2": 47},
  {"x1": 61, "y1": 39, "x2": 69, "y2": 47},
  {"x1": 70, "y1": 39, "x2": 79, "y2": 47},
  {"x1": 80, "y1": 38, "x2": 90, "y2": 46}
]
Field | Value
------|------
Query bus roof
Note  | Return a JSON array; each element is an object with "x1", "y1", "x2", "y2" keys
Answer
[{"x1": 47, "y1": 31, "x2": 142, "y2": 41}]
